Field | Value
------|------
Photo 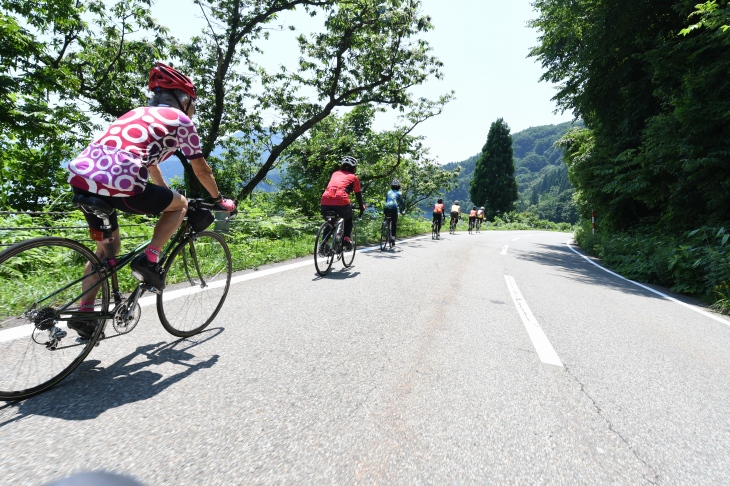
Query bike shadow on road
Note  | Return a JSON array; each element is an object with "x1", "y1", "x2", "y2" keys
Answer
[
  {"x1": 312, "y1": 269, "x2": 361, "y2": 281},
  {"x1": 0, "y1": 328, "x2": 223, "y2": 424},
  {"x1": 364, "y1": 248, "x2": 403, "y2": 259}
]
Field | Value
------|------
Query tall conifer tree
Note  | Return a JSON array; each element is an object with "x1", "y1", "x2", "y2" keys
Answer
[{"x1": 470, "y1": 118, "x2": 518, "y2": 220}]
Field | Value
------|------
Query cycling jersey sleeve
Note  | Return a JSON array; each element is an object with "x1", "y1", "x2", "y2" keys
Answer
[{"x1": 176, "y1": 113, "x2": 204, "y2": 160}]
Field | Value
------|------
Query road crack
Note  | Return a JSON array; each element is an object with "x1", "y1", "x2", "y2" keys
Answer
[{"x1": 564, "y1": 365, "x2": 660, "y2": 485}]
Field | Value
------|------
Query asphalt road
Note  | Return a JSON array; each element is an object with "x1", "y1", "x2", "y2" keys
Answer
[{"x1": 2, "y1": 229, "x2": 730, "y2": 485}]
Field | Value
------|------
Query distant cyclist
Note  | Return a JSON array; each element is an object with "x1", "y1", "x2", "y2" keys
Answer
[
  {"x1": 432, "y1": 198, "x2": 445, "y2": 233},
  {"x1": 66, "y1": 62, "x2": 235, "y2": 338},
  {"x1": 383, "y1": 179, "x2": 405, "y2": 245},
  {"x1": 468, "y1": 206, "x2": 478, "y2": 229},
  {"x1": 450, "y1": 200, "x2": 461, "y2": 228},
  {"x1": 477, "y1": 206, "x2": 485, "y2": 221},
  {"x1": 320, "y1": 155, "x2": 365, "y2": 251}
]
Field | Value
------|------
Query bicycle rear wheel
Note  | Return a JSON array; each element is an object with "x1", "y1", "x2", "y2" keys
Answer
[
  {"x1": 342, "y1": 223, "x2": 357, "y2": 268},
  {"x1": 0, "y1": 237, "x2": 109, "y2": 400},
  {"x1": 158, "y1": 231, "x2": 232, "y2": 338},
  {"x1": 450, "y1": 219, "x2": 456, "y2": 234},
  {"x1": 314, "y1": 222, "x2": 335, "y2": 276},
  {"x1": 432, "y1": 221, "x2": 437, "y2": 240}
]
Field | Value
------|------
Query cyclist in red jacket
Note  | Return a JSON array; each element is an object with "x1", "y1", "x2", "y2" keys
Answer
[{"x1": 320, "y1": 156, "x2": 366, "y2": 250}]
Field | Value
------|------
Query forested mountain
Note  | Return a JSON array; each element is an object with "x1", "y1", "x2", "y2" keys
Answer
[{"x1": 438, "y1": 120, "x2": 582, "y2": 223}]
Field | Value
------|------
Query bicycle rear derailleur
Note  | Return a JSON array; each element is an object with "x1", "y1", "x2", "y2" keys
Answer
[{"x1": 28, "y1": 307, "x2": 68, "y2": 350}]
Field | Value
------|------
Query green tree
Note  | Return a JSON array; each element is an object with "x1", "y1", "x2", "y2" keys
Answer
[
  {"x1": 469, "y1": 118, "x2": 518, "y2": 220},
  {"x1": 680, "y1": 0, "x2": 730, "y2": 35},
  {"x1": 278, "y1": 97, "x2": 457, "y2": 215},
  {"x1": 529, "y1": 0, "x2": 730, "y2": 231},
  {"x1": 1, "y1": 0, "x2": 171, "y2": 210},
  {"x1": 178, "y1": 0, "x2": 444, "y2": 200}
]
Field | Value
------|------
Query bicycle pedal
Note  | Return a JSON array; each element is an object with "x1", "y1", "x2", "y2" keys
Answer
[{"x1": 143, "y1": 284, "x2": 163, "y2": 295}]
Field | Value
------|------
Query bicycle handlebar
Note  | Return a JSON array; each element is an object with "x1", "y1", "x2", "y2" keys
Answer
[{"x1": 188, "y1": 198, "x2": 239, "y2": 219}]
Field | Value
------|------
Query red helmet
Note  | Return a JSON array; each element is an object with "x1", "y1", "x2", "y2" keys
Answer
[{"x1": 148, "y1": 62, "x2": 197, "y2": 100}]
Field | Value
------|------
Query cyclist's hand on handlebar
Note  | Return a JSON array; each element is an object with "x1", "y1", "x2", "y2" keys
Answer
[{"x1": 213, "y1": 195, "x2": 236, "y2": 213}]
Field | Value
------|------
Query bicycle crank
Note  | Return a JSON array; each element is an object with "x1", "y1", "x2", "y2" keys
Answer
[{"x1": 113, "y1": 302, "x2": 141, "y2": 334}]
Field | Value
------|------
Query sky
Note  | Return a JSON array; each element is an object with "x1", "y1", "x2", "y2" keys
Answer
[{"x1": 150, "y1": 0, "x2": 575, "y2": 164}]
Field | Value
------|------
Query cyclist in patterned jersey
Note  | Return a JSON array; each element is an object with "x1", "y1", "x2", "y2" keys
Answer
[
  {"x1": 320, "y1": 156, "x2": 366, "y2": 251},
  {"x1": 433, "y1": 198, "x2": 445, "y2": 233},
  {"x1": 383, "y1": 179, "x2": 405, "y2": 245},
  {"x1": 66, "y1": 62, "x2": 235, "y2": 338}
]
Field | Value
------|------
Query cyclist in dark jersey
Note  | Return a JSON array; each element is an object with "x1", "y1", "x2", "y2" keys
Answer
[
  {"x1": 66, "y1": 62, "x2": 235, "y2": 338},
  {"x1": 383, "y1": 179, "x2": 405, "y2": 245},
  {"x1": 320, "y1": 156, "x2": 365, "y2": 251}
]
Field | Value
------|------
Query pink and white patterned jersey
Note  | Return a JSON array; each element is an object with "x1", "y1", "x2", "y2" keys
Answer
[{"x1": 68, "y1": 106, "x2": 203, "y2": 197}]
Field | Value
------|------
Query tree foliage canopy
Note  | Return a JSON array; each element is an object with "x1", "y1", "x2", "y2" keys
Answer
[
  {"x1": 1, "y1": 0, "x2": 448, "y2": 211},
  {"x1": 531, "y1": 0, "x2": 730, "y2": 231}
]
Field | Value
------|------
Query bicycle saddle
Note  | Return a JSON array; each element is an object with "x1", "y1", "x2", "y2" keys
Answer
[{"x1": 72, "y1": 194, "x2": 115, "y2": 217}]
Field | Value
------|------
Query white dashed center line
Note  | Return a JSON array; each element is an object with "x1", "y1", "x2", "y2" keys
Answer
[{"x1": 504, "y1": 275, "x2": 563, "y2": 367}]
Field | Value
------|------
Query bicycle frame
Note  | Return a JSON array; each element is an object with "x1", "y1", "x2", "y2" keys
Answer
[{"x1": 46, "y1": 203, "x2": 211, "y2": 331}]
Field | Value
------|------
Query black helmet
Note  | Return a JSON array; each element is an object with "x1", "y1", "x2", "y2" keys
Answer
[
  {"x1": 391, "y1": 179, "x2": 401, "y2": 189},
  {"x1": 437, "y1": 198, "x2": 443, "y2": 204},
  {"x1": 341, "y1": 155, "x2": 358, "y2": 168},
  {"x1": 472, "y1": 206, "x2": 477, "y2": 210}
]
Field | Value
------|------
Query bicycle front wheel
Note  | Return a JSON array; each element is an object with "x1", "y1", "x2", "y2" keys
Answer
[
  {"x1": 314, "y1": 222, "x2": 335, "y2": 276},
  {"x1": 0, "y1": 237, "x2": 109, "y2": 400},
  {"x1": 158, "y1": 231, "x2": 232, "y2": 338}
]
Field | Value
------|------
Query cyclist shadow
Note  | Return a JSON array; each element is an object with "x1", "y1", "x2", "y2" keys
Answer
[
  {"x1": 312, "y1": 270, "x2": 361, "y2": 281},
  {"x1": 2, "y1": 328, "x2": 223, "y2": 423}
]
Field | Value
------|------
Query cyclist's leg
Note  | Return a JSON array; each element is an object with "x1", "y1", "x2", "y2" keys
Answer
[
  {"x1": 149, "y1": 193, "x2": 187, "y2": 249},
  {"x1": 385, "y1": 208, "x2": 398, "y2": 241},
  {"x1": 332, "y1": 205, "x2": 354, "y2": 239},
  {"x1": 114, "y1": 184, "x2": 178, "y2": 288},
  {"x1": 72, "y1": 188, "x2": 123, "y2": 337}
]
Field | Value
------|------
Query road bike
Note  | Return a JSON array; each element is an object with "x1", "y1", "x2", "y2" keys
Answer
[
  {"x1": 476, "y1": 218, "x2": 482, "y2": 233},
  {"x1": 314, "y1": 208, "x2": 357, "y2": 276},
  {"x1": 449, "y1": 216, "x2": 458, "y2": 234},
  {"x1": 468, "y1": 218, "x2": 475, "y2": 234},
  {"x1": 0, "y1": 196, "x2": 236, "y2": 400},
  {"x1": 431, "y1": 215, "x2": 442, "y2": 240},
  {"x1": 380, "y1": 215, "x2": 394, "y2": 251}
]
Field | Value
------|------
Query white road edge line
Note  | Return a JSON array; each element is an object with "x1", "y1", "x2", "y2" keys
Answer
[
  {"x1": 501, "y1": 245, "x2": 508, "y2": 255},
  {"x1": 566, "y1": 241, "x2": 730, "y2": 328},
  {"x1": 504, "y1": 275, "x2": 563, "y2": 367}
]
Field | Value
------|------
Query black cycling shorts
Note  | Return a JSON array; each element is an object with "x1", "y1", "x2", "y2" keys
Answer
[
  {"x1": 73, "y1": 184, "x2": 174, "y2": 231},
  {"x1": 320, "y1": 204, "x2": 353, "y2": 221}
]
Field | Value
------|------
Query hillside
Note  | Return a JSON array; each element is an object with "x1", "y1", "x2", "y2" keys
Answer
[{"x1": 438, "y1": 120, "x2": 582, "y2": 223}]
